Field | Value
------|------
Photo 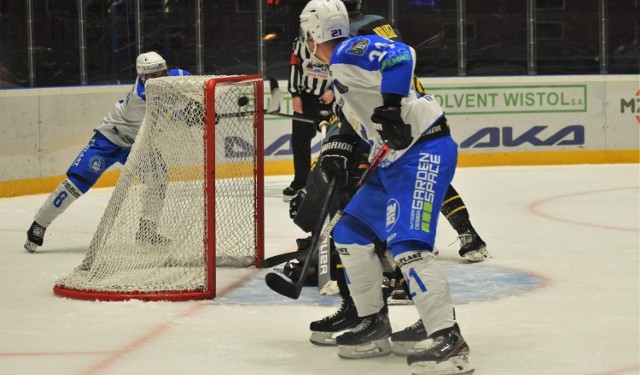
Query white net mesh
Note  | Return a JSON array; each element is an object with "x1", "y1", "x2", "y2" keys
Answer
[{"x1": 54, "y1": 75, "x2": 263, "y2": 300}]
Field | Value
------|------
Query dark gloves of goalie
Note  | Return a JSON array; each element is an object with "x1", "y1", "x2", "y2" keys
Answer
[
  {"x1": 289, "y1": 189, "x2": 306, "y2": 220},
  {"x1": 320, "y1": 135, "x2": 358, "y2": 185},
  {"x1": 370, "y1": 106, "x2": 413, "y2": 150}
]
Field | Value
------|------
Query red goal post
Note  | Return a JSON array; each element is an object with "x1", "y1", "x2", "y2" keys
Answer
[{"x1": 53, "y1": 74, "x2": 264, "y2": 301}]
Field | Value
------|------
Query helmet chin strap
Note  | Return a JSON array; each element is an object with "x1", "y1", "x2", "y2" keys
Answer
[
  {"x1": 309, "y1": 45, "x2": 323, "y2": 65},
  {"x1": 304, "y1": 33, "x2": 325, "y2": 65}
]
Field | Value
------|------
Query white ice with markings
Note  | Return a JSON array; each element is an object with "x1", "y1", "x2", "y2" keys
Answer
[{"x1": 0, "y1": 164, "x2": 638, "y2": 375}]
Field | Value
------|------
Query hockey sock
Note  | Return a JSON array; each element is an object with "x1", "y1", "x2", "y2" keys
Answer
[
  {"x1": 34, "y1": 178, "x2": 83, "y2": 228},
  {"x1": 334, "y1": 242, "x2": 384, "y2": 317},
  {"x1": 333, "y1": 213, "x2": 385, "y2": 316},
  {"x1": 333, "y1": 252, "x2": 352, "y2": 300},
  {"x1": 394, "y1": 249, "x2": 456, "y2": 337},
  {"x1": 441, "y1": 185, "x2": 474, "y2": 235},
  {"x1": 140, "y1": 149, "x2": 168, "y2": 223}
]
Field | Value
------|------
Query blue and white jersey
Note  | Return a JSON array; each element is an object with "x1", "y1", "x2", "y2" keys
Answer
[
  {"x1": 330, "y1": 35, "x2": 444, "y2": 164},
  {"x1": 96, "y1": 68, "x2": 189, "y2": 148}
]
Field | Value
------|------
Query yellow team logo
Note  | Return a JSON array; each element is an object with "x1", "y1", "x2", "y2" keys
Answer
[{"x1": 372, "y1": 24, "x2": 398, "y2": 40}]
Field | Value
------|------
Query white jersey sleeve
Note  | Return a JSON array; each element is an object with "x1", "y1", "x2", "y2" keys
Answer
[
  {"x1": 96, "y1": 68, "x2": 190, "y2": 148},
  {"x1": 95, "y1": 77, "x2": 147, "y2": 148},
  {"x1": 330, "y1": 35, "x2": 445, "y2": 164}
]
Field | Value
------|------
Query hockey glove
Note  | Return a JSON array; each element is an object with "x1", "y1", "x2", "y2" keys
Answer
[
  {"x1": 320, "y1": 134, "x2": 359, "y2": 186},
  {"x1": 289, "y1": 189, "x2": 306, "y2": 220},
  {"x1": 370, "y1": 106, "x2": 413, "y2": 150}
]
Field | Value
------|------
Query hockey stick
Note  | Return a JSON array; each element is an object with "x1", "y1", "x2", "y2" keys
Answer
[
  {"x1": 321, "y1": 144, "x2": 391, "y2": 237},
  {"x1": 267, "y1": 110, "x2": 330, "y2": 125},
  {"x1": 316, "y1": 123, "x2": 333, "y2": 294},
  {"x1": 265, "y1": 177, "x2": 337, "y2": 299},
  {"x1": 218, "y1": 78, "x2": 331, "y2": 125},
  {"x1": 261, "y1": 122, "x2": 332, "y2": 270},
  {"x1": 265, "y1": 78, "x2": 332, "y2": 124},
  {"x1": 261, "y1": 250, "x2": 304, "y2": 268}
]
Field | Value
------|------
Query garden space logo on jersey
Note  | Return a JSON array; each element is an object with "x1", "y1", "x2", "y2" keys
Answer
[
  {"x1": 381, "y1": 47, "x2": 412, "y2": 71},
  {"x1": 410, "y1": 152, "x2": 440, "y2": 233},
  {"x1": 346, "y1": 39, "x2": 369, "y2": 56}
]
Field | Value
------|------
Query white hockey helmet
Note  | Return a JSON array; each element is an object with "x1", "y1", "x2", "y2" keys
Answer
[
  {"x1": 300, "y1": 0, "x2": 349, "y2": 46},
  {"x1": 136, "y1": 51, "x2": 167, "y2": 80}
]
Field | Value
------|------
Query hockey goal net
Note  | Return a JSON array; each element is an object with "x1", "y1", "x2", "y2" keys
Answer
[{"x1": 54, "y1": 74, "x2": 264, "y2": 301}]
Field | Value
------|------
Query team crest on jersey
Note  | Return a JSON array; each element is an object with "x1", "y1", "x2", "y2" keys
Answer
[
  {"x1": 346, "y1": 39, "x2": 369, "y2": 56},
  {"x1": 386, "y1": 199, "x2": 400, "y2": 232},
  {"x1": 88, "y1": 156, "x2": 105, "y2": 174}
]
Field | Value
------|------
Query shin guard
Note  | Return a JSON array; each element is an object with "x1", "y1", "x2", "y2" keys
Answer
[
  {"x1": 394, "y1": 251, "x2": 456, "y2": 336},
  {"x1": 334, "y1": 242, "x2": 385, "y2": 317},
  {"x1": 34, "y1": 178, "x2": 83, "y2": 227}
]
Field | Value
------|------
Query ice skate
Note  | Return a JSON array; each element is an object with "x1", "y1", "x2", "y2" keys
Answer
[
  {"x1": 458, "y1": 229, "x2": 490, "y2": 263},
  {"x1": 391, "y1": 319, "x2": 429, "y2": 356},
  {"x1": 25, "y1": 221, "x2": 47, "y2": 253},
  {"x1": 136, "y1": 219, "x2": 171, "y2": 246},
  {"x1": 407, "y1": 325, "x2": 474, "y2": 375},
  {"x1": 282, "y1": 186, "x2": 303, "y2": 202},
  {"x1": 335, "y1": 306, "x2": 392, "y2": 359},
  {"x1": 309, "y1": 298, "x2": 361, "y2": 346}
]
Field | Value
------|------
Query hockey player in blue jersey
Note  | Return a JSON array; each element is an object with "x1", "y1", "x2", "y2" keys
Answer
[
  {"x1": 298, "y1": 1, "x2": 473, "y2": 374},
  {"x1": 24, "y1": 52, "x2": 189, "y2": 253}
]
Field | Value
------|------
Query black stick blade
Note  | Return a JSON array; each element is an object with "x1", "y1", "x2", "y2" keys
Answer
[
  {"x1": 265, "y1": 272, "x2": 301, "y2": 299},
  {"x1": 261, "y1": 251, "x2": 299, "y2": 268}
]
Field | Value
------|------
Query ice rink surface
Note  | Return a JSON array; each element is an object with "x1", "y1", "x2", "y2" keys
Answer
[{"x1": 1, "y1": 164, "x2": 638, "y2": 375}]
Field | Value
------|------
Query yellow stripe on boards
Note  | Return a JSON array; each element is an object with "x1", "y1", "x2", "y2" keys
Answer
[{"x1": 1, "y1": 149, "x2": 638, "y2": 198}]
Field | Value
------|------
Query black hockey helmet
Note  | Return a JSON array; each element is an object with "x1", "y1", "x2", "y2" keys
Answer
[{"x1": 342, "y1": 0, "x2": 362, "y2": 13}]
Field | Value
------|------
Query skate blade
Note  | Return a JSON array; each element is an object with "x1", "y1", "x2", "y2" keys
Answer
[
  {"x1": 392, "y1": 338, "x2": 431, "y2": 356},
  {"x1": 387, "y1": 297, "x2": 414, "y2": 306},
  {"x1": 410, "y1": 355, "x2": 474, "y2": 375},
  {"x1": 24, "y1": 240, "x2": 38, "y2": 253},
  {"x1": 310, "y1": 331, "x2": 338, "y2": 346},
  {"x1": 338, "y1": 338, "x2": 392, "y2": 359},
  {"x1": 463, "y1": 248, "x2": 491, "y2": 263}
]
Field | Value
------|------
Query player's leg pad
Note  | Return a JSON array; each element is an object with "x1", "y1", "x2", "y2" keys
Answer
[{"x1": 333, "y1": 242, "x2": 385, "y2": 317}]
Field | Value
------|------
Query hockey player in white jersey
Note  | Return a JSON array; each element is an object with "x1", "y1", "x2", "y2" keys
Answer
[
  {"x1": 24, "y1": 51, "x2": 189, "y2": 253},
  {"x1": 298, "y1": 1, "x2": 473, "y2": 374}
]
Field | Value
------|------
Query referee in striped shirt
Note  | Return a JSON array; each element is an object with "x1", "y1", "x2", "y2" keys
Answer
[{"x1": 284, "y1": 36, "x2": 334, "y2": 201}]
